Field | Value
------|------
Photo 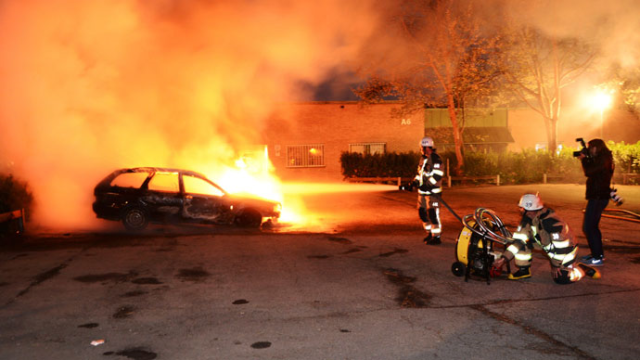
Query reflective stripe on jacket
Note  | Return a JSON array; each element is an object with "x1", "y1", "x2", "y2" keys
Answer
[
  {"x1": 505, "y1": 208, "x2": 578, "y2": 268},
  {"x1": 417, "y1": 152, "x2": 444, "y2": 195}
]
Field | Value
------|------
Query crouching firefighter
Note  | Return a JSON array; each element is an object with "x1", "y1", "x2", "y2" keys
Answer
[
  {"x1": 415, "y1": 136, "x2": 444, "y2": 245},
  {"x1": 493, "y1": 193, "x2": 600, "y2": 284}
]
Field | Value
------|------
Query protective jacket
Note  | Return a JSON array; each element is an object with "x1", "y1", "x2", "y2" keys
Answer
[
  {"x1": 416, "y1": 152, "x2": 444, "y2": 195},
  {"x1": 503, "y1": 208, "x2": 578, "y2": 269},
  {"x1": 581, "y1": 152, "x2": 614, "y2": 200}
]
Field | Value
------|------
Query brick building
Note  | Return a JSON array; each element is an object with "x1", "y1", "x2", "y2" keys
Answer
[
  {"x1": 261, "y1": 101, "x2": 640, "y2": 181},
  {"x1": 262, "y1": 102, "x2": 423, "y2": 181}
]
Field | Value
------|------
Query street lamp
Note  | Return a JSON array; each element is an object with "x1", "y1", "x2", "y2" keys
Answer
[{"x1": 592, "y1": 91, "x2": 612, "y2": 138}]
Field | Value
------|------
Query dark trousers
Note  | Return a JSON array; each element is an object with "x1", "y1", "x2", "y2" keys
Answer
[{"x1": 582, "y1": 197, "x2": 609, "y2": 258}]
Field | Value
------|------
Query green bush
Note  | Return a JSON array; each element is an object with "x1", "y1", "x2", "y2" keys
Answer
[
  {"x1": 494, "y1": 150, "x2": 582, "y2": 184},
  {"x1": 0, "y1": 174, "x2": 33, "y2": 234},
  {"x1": 341, "y1": 152, "x2": 421, "y2": 178},
  {"x1": 609, "y1": 140, "x2": 640, "y2": 176},
  {"x1": 340, "y1": 141, "x2": 640, "y2": 184}
]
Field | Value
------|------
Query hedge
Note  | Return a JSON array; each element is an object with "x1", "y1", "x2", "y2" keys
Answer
[
  {"x1": 340, "y1": 152, "x2": 421, "y2": 178},
  {"x1": 0, "y1": 174, "x2": 33, "y2": 235},
  {"x1": 341, "y1": 141, "x2": 640, "y2": 184}
]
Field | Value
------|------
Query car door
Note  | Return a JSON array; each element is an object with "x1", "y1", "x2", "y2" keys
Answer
[
  {"x1": 181, "y1": 173, "x2": 230, "y2": 223},
  {"x1": 142, "y1": 171, "x2": 183, "y2": 220}
]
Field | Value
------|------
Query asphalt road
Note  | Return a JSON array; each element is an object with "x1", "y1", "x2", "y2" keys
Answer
[{"x1": 1, "y1": 183, "x2": 639, "y2": 360}]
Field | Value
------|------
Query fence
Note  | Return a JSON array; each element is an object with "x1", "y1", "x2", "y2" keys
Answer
[{"x1": 622, "y1": 173, "x2": 640, "y2": 185}]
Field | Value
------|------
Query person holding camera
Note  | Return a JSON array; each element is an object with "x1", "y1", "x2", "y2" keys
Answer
[
  {"x1": 415, "y1": 136, "x2": 444, "y2": 245},
  {"x1": 577, "y1": 138, "x2": 614, "y2": 266}
]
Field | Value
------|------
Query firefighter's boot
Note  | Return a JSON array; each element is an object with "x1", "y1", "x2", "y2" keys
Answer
[
  {"x1": 578, "y1": 263, "x2": 601, "y2": 279},
  {"x1": 426, "y1": 236, "x2": 441, "y2": 245},
  {"x1": 423, "y1": 233, "x2": 432, "y2": 244},
  {"x1": 508, "y1": 267, "x2": 531, "y2": 280}
]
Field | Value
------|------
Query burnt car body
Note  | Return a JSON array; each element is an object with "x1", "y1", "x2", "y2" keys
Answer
[{"x1": 92, "y1": 167, "x2": 281, "y2": 230}]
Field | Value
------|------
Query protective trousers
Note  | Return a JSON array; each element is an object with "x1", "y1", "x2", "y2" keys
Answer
[
  {"x1": 506, "y1": 239, "x2": 584, "y2": 284},
  {"x1": 417, "y1": 194, "x2": 441, "y2": 237},
  {"x1": 506, "y1": 239, "x2": 533, "y2": 269}
]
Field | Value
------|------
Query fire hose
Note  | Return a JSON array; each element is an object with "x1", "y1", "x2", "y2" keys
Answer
[
  {"x1": 601, "y1": 208, "x2": 640, "y2": 224},
  {"x1": 433, "y1": 194, "x2": 512, "y2": 245}
]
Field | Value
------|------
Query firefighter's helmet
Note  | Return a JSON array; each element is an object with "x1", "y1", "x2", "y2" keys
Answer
[
  {"x1": 518, "y1": 193, "x2": 543, "y2": 211},
  {"x1": 420, "y1": 137, "x2": 434, "y2": 148}
]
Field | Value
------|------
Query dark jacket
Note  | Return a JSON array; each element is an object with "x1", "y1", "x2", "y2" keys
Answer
[{"x1": 581, "y1": 152, "x2": 613, "y2": 200}]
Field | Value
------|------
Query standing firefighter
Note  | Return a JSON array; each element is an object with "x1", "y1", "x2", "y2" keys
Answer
[
  {"x1": 415, "y1": 137, "x2": 444, "y2": 245},
  {"x1": 493, "y1": 193, "x2": 600, "y2": 284}
]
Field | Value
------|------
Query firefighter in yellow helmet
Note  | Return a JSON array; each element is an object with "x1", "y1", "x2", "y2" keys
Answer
[
  {"x1": 414, "y1": 136, "x2": 444, "y2": 245},
  {"x1": 493, "y1": 193, "x2": 600, "y2": 284}
]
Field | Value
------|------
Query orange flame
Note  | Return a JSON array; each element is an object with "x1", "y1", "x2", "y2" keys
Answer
[{"x1": 213, "y1": 146, "x2": 310, "y2": 229}]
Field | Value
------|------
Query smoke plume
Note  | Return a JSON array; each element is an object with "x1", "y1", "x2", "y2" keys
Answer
[
  {"x1": 0, "y1": 0, "x2": 377, "y2": 229},
  {"x1": 496, "y1": 0, "x2": 640, "y2": 75}
]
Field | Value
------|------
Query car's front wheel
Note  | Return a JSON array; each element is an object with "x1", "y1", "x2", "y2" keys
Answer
[
  {"x1": 122, "y1": 206, "x2": 149, "y2": 231},
  {"x1": 235, "y1": 209, "x2": 263, "y2": 228}
]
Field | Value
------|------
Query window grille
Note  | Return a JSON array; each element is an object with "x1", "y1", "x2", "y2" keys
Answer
[
  {"x1": 349, "y1": 142, "x2": 386, "y2": 155},
  {"x1": 286, "y1": 144, "x2": 325, "y2": 168}
]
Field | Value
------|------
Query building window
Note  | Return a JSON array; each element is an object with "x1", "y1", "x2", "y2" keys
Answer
[
  {"x1": 286, "y1": 144, "x2": 325, "y2": 168},
  {"x1": 349, "y1": 142, "x2": 386, "y2": 155}
]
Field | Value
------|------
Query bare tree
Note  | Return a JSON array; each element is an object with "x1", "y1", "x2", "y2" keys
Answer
[
  {"x1": 354, "y1": 0, "x2": 500, "y2": 174},
  {"x1": 498, "y1": 22, "x2": 596, "y2": 152},
  {"x1": 603, "y1": 65, "x2": 640, "y2": 115}
]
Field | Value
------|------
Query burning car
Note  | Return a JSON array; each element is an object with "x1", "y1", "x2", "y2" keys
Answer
[{"x1": 92, "y1": 167, "x2": 281, "y2": 230}]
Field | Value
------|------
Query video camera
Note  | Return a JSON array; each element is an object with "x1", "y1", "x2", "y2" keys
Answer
[{"x1": 572, "y1": 138, "x2": 589, "y2": 158}]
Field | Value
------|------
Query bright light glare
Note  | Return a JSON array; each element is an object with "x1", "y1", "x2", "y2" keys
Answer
[{"x1": 592, "y1": 91, "x2": 613, "y2": 111}]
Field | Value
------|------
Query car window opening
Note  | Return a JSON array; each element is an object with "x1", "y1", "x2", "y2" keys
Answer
[
  {"x1": 183, "y1": 175, "x2": 225, "y2": 197},
  {"x1": 148, "y1": 172, "x2": 180, "y2": 193},
  {"x1": 110, "y1": 172, "x2": 150, "y2": 188}
]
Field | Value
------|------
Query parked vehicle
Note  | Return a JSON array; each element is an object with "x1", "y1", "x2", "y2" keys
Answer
[{"x1": 92, "y1": 167, "x2": 281, "y2": 230}]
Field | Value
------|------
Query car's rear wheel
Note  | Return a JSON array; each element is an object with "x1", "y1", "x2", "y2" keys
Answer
[
  {"x1": 122, "y1": 206, "x2": 149, "y2": 231},
  {"x1": 235, "y1": 209, "x2": 263, "y2": 228}
]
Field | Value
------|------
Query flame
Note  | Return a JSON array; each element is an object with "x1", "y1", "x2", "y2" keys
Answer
[
  {"x1": 209, "y1": 145, "x2": 307, "y2": 228},
  {"x1": 205, "y1": 145, "x2": 399, "y2": 232}
]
